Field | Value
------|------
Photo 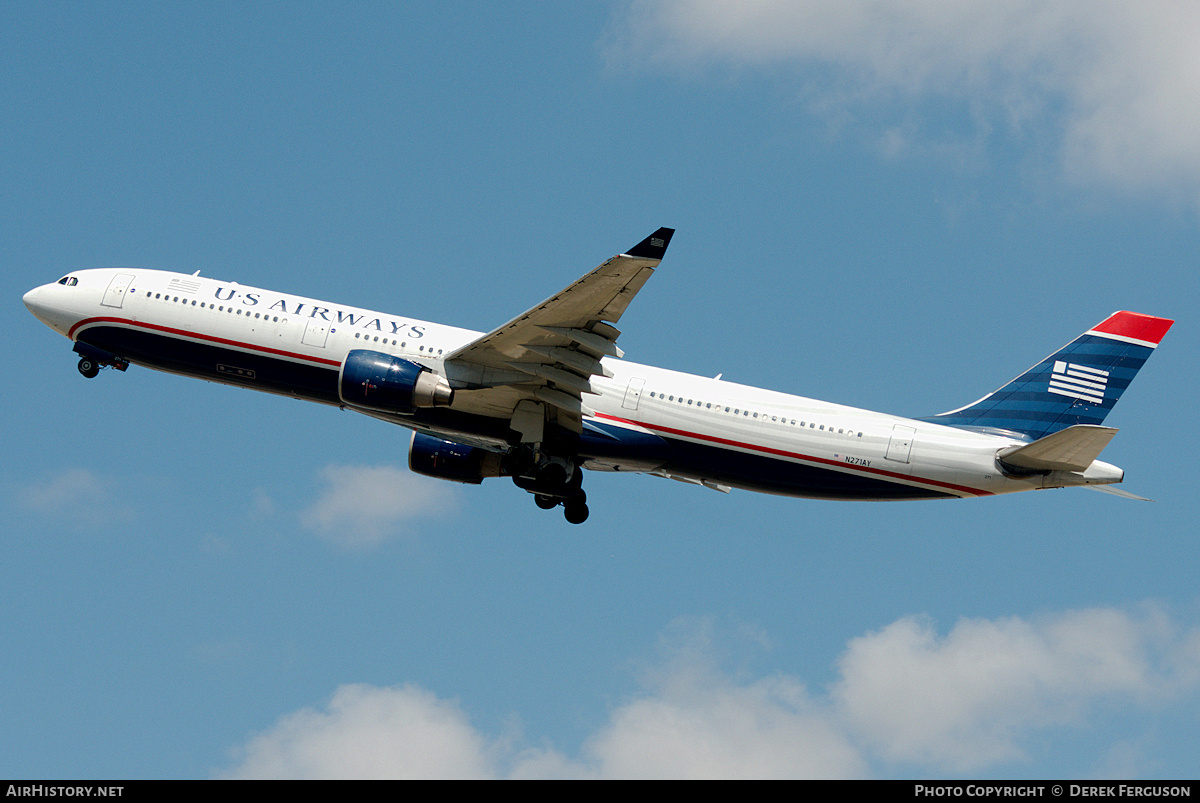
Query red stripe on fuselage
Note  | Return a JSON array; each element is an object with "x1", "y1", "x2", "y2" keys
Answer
[
  {"x1": 593, "y1": 412, "x2": 991, "y2": 497},
  {"x1": 70, "y1": 316, "x2": 991, "y2": 497},
  {"x1": 67, "y1": 316, "x2": 343, "y2": 368}
]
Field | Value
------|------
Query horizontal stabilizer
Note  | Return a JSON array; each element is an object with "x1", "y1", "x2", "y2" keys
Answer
[
  {"x1": 1086, "y1": 485, "x2": 1153, "y2": 502},
  {"x1": 996, "y1": 424, "x2": 1118, "y2": 472}
]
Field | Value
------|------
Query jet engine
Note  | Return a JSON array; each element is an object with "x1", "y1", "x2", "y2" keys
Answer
[
  {"x1": 408, "y1": 432, "x2": 504, "y2": 484},
  {"x1": 339, "y1": 350, "x2": 454, "y2": 413}
]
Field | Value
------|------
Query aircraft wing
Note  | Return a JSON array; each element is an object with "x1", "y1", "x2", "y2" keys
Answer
[{"x1": 444, "y1": 227, "x2": 674, "y2": 436}]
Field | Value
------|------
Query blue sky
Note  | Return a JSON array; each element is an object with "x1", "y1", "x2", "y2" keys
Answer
[{"x1": 4, "y1": 2, "x2": 1198, "y2": 778}]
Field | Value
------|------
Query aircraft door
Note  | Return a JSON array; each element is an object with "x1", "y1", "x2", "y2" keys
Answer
[
  {"x1": 622, "y1": 377, "x2": 646, "y2": 411},
  {"x1": 885, "y1": 424, "x2": 916, "y2": 463},
  {"x1": 302, "y1": 318, "x2": 330, "y2": 348},
  {"x1": 101, "y1": 273, "x2": 136, "y2": 309}
]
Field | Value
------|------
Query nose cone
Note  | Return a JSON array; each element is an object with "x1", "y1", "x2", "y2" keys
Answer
[
  {"x1": 22, "y1": 285, "x2": 41, "y2": 312},
  {"x1": 23, "y1": 283, "x2": 66, "y2": 333}
]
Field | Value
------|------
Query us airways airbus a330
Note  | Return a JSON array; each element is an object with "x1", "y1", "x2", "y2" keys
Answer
[{"x1": 23, "y1": 228, "x2": 1173, "y2": 523}]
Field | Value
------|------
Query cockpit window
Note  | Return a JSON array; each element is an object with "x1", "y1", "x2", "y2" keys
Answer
[{"x1": 57, "y1": 276, "x2": 78, "y2": 286}]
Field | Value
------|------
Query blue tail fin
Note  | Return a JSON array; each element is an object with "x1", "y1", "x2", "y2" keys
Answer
[{"x1": 924, "y1": 311, "x2": 1173, "y2": 440}]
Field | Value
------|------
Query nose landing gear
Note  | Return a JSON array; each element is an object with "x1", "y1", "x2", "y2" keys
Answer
[
  {"x1": 73, "y1": 343, "x2": 128, "y2": 379},
  {"x1": 75, "y1": 354, "x2": 128, "y2": 379}
]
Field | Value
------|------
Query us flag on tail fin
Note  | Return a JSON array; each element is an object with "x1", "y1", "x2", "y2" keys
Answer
[
  {"x1": 1049, "y1": 361, "x2": 1108, "y2": 404},
  {"x1": 925, "y1": 311, "x2": 1173, "y2": 441}
]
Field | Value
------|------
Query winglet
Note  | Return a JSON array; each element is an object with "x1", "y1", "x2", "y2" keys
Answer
[{"x1": 625, "y1": 227, "x2": 675, "y2": 260}]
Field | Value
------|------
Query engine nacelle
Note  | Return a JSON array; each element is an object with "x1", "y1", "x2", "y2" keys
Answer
[
  {"x1": 339, "y1": 350, "x2": 454, "y2": 413},
  {"x1": 408, "y1": 432, "x2": 503, "y2": 484}
]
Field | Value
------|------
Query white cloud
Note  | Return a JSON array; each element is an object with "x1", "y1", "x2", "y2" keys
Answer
[
  {"x1": 612, "y1": 1, "x2": 1200, "y2": 198},
  {"x1": 223, "y1": 684, "x2": 499, "y2": 779},
  {"x1": 582, "y1": 669, "x2": 865, "y2": 778},
  {"x1": 14, "y1": 467, "x2": 134, "y2": 527},
  {"x1": 579, "y1": 615, "x2": 866, "y2": 778},
  {"x1": 221, "y1": 605, "x2": 1200, "y2": 778},
  {"x1": 18, "y1": 467, "x2": 106, "y2": 510},
  {"x1": 832, "y1": 607, "x2": 1190, "y2": 771},
  {"x1": 299, "y1": 464, "x2": 457, "y2": 548}
]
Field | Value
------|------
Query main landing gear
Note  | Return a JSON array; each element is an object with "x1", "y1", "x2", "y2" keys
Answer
[
  {"x1": 533, "y1": 492, "x2": 589, "y2": 524},
  {"x1": 514, "y1": 457, "x2": 590, "y2": 524}
]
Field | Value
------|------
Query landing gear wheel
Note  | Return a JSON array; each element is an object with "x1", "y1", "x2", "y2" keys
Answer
[
  {"x1": 563, "y1": 501, "x2": 589, "y2": 525},
  {"x1": 539, "y1": 463, "x2": 568, "y2": 488},
  {"x1": 77, "y1": 358, "x2": 99, "y2": 379},
  {"x1": 534, "y1": 494, "x2": 558, "y2": 510}
]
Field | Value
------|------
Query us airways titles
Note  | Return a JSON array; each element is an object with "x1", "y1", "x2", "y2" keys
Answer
[{"x1": 211, "y1": 285, "x2": 426, "y2": 339}]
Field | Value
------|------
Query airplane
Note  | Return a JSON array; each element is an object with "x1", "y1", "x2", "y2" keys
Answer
[{"x1": 22, "y1": 228, "x2": 1174, "y2": 524}]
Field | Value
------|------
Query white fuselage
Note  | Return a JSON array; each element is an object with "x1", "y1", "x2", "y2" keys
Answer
[{"x1": 23, "y1": 267, "x2": 1124, "y2": 502}]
